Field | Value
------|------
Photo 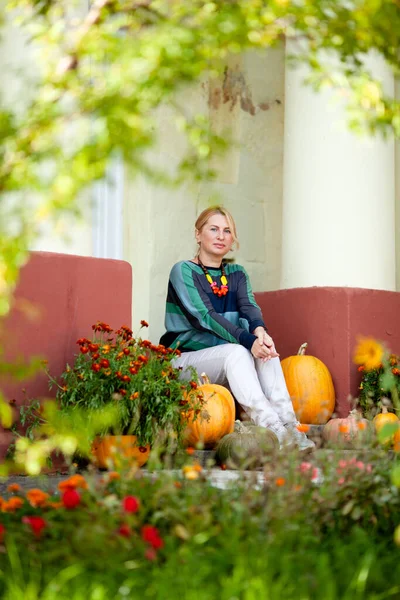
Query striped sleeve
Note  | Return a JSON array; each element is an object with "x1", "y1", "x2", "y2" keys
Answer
[
  {"x1": 236, "y1": 268, "x2": 267, "y2": 333},
  {"x1": 169, "y1": 262, "x2": 257, "y2": 350}
]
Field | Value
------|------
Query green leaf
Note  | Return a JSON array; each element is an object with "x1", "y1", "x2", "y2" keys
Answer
[{"x1": 391, "y1": 464, "x2": 400, "y2": 487}]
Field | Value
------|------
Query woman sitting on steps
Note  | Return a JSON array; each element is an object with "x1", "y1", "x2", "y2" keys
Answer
[{"x1": 160, "y1": 205, "x2": 315, "y2": 452}]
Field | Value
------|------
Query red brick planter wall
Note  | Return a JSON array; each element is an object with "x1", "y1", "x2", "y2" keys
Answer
[
  {"x1": 0, "y1": 252, "x2": 132, "y2": 457},
  {"x1": 255, "y1": 287, "x2": 400, "y2": 417}
]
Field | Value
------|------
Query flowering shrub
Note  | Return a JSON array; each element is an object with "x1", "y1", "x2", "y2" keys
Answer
[
  {"x1": 0, "y1": 449, "x2": 399, "y2": 598},
  {"x1": 353, "y1": 337, "x2": 400, "y2": 420},
  {"x1": 51, "y1": 321, "x2": 203, "y2": 447}
]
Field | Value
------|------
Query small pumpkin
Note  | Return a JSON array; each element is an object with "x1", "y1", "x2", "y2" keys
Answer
[
  {"x1": 322, "y1": 410, "x2": 371, "y2": 447},
  {"x1": 373, "y1": 406, "x2": 399, "y2": 432},
  {"x1": 216, "y1": 421, "x2": 279, "y2": 469},
  {"x1": 92, "y1": 435, "x2": 150, "y2": 469},
  {"x1": 373, "y1": 407, "x2": 399, "y2": 445},
  {"x1": 281, "y1": 343, "x2": 335, "y2": 424},
  {"x1": 183, "y1": 374, "x2": 235, "y2": 449}
]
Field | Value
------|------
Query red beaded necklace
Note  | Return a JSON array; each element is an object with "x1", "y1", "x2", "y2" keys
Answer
[{"x1": 197, "y1": 258, "x2": 228, "y2": 297}]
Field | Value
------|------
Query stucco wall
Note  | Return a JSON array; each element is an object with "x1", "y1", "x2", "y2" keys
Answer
[{"x1": 124, "y1": 48, "x2": 286, "y2": 341}]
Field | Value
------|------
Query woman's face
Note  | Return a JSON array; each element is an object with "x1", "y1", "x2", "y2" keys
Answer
[{"x1": 195, "y1": 213, "x2": 234, "y2": 259}]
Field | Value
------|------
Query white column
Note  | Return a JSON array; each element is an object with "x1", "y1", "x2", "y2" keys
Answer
[{"x1": 281, "y1": 52, "x2": 396, "y2": 290}]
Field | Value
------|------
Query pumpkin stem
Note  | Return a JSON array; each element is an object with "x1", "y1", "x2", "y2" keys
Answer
[
  {"x1": 381, "y1": 406, "x2": 389, "y2": 414},
  {"x1": 200, "y1": 372, "x2": 211, "y2": 385},
  {"x1": 298, "y1": 343, "x2": 308, "y2": 356},
  {"x1": 234, "y1": 420, "x2": 251, "y2": 434}
]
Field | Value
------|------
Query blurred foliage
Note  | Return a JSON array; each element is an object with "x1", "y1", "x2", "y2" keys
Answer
[{"x1": 358, "y1": 353, "x2": 400, "y2": 418}]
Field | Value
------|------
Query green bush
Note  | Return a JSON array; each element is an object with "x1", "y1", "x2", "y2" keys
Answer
[{"x1": 0, "y1": 447, "x2": 399, "y2": 599}]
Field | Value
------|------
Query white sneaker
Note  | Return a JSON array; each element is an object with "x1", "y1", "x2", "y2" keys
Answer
[
  {"x1": 267, "y1": 422, "x2": 295, "y2": 451},
  {"x1": 284, "y1": 423, "x2": 316, "y2": 453}
]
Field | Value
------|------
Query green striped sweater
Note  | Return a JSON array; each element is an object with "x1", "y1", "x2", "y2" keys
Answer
[{"x1": 159, "y1": 261, "x2": 266, "y2": 352}]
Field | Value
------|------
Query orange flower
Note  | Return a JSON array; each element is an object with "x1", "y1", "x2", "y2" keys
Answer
[
  {"x1": 357, "y1": 422, "x2": 367, "y2": 430},
  {"x1": 48, "y1": 501, "x2": 63, "y2": 509},
  {"x1": 358, "y1": 365, "x2": 365, "y2": 372},
  {"x1": 339, "y1": 424, "x2": 349, "y2": 434},
  {"x1": 174, "y1": 481, "x2": 182, "y2": 488},
  {"x1": 296, "y1": 424, "x2": 309, "y2": 433},
  {"x1": 392, "y1": 368, "x2": 400, "y2": 376},
  {"x1": 7, "y1": 483, "x2": 21, "y2": 493},
  {"x1": 101, "y1": 345, "x2": 110, "y2": 354},
  {"x1": 275, "y1": 477, "x2": 286, "y2": 487},
  {"x1": 58, "y1": 474, "x2": 88, "y2": 492},
  {"x1": 130, "y1": 392, "x2": 139, "y2": 400},
  {"x1": 2, "y1": 497, "x2": 24, "y2": 512},
  {"x1": 27, "y1": 489, "x2": 49, "y2": 508},
  {"x1": 107, "y1": 471, "x2": 120, "y2": 482},
  {"x1": 186, "y1": 447, "x2": 195, "y2": 455},
  {"x1": 140, "y1": 320, "x2": 149, "y2": 328}
]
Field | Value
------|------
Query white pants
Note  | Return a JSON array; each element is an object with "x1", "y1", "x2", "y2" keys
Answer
[{"x1": 173, "y1": 344, "x2": 298, "y2": 428}]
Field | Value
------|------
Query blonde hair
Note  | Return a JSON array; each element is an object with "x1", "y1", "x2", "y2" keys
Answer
[{"x1": 195, "y1": 206, "x2": 239, "y2": 250}]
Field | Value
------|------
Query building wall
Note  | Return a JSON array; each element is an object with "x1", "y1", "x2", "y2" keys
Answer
[{"x1": 124, "y1": 48, "x2": 286, "y2": 341}]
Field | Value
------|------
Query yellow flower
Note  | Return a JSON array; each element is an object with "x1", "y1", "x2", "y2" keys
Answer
[
  {"x1": 353, "y1": 337, "x2": 384, "y2": 371},
  {"x1": 182, "y1": 464, "x2": 203, "y2": 480}
]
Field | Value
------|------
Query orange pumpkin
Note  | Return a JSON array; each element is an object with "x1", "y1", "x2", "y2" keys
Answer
[
  {"x1": 322, "y1": 411, "x2": 371, "y2": 447},
  {"x1": 92, "y1": 435, "x2": 150, "y2": 469},
  {"x1": 373, "y1": 407, "x2": 399, "y2": 433},
  {"x1": 281, "y1": 343, "x2": 335, "y2": 424},
  {"x1": 183, "y1": 374, "x2": 235, "y2": 449}
]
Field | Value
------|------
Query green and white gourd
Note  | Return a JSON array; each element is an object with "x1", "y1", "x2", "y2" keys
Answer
[{"x1": 215, "y1": 420, "x2": 279, "y2": 469}]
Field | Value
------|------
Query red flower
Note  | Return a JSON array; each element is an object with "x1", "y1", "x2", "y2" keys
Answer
[
  {"x1": 62, "y1": 488, "x2": 81, "y2": 509},
  {"x1": 0, "y1": 524, "x2": 5, "y2": 543},
  {"x1": 122, "y1": 375, "x2": 131, "y2": 383},
  {"x1": 140, "y1": 320, "x2": 149, "y2": 328},
  {"x1": 100, "y1": 359, "x2": 110, "y2": 369},
  {"x1": 92, "y1": 353, "x2": 100, "y2": 360},
  {"x1": 190, "y1": 381, "x2": 198, "y2": 389},
  {"x1": 22, "y1": 516, "x2": 47, "y2": 538},
  {"x1": 122, "y1": 495, "x2": 140, "y2": 513},
  {"x1": 123, "y1": 348, "x2": 130, "y2": 356},
  {"x1": 129, "y1": 367, "x2": 137, "y2": 375},
  {"x1": 88, "y1": 344, "x2": 99, "y2": 353},
  {"x1": 137, "y1": 354, "x2": 148, "y2": 363},
  {"x1": 80, "y1": 346, "x2": 89, "y2": 354},
  {"x1": 91, "y1": 363, "x2": 101, "y2": 372},
  {"x1": 118, "y1": 390, "x2": 127, "y2": 396},
  {"x1": 92, "y1": 322, "x2": 113, "y2": 333},
  {"x1": 144, "y1": 547, "x2": 157, "y2": 561},
  {"x1": 118, "y1": 524, "x2": 131, "y2": 537},
  {"x1": 76, "y1": 338, "x2": 90, "y2": 346},
  {"x1": 141, "y1": 525, "x2": 164, "y2": 549}
]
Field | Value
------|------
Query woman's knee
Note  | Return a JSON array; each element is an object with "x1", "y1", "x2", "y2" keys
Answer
[{"x1": 224, "y1": 344, "x2": 252, "y2": 366}]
